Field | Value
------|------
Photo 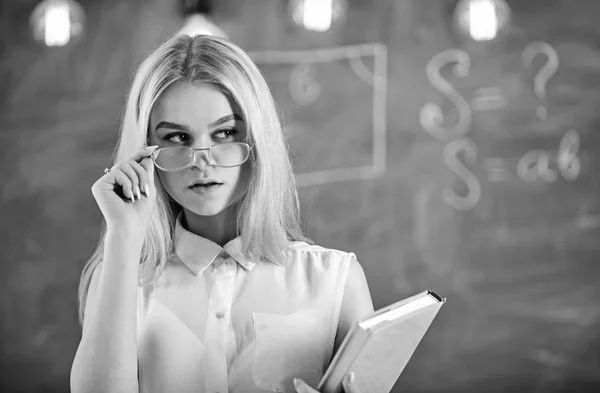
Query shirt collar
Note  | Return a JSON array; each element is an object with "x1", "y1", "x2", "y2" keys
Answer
[{"x1": 174, "y1": 212, "x2": 257, "y2": 276}]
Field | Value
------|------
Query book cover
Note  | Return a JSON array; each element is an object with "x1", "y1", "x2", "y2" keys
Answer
[{"x1": 318, "y1": 290, "x2": 445, "y2": 393}]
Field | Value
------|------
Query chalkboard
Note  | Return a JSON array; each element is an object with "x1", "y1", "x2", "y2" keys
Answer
[
  {"x1": 1, "y1": 0, "x2": 600, "y2": 392},
  {"x1": 239, "y1": 1, "x2": 600, "y2": 392}
]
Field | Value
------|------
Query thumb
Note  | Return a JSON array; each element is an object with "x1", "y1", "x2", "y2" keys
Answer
[
  {"x1": 138, "y1": 146, "x2": 158, "y2": 174},
  {"x1": 293, "y1": 378, "x2": 314, "y2": 393},
  {"x1": 342, "y1": 372, "x2": 357, "y2": 393}
]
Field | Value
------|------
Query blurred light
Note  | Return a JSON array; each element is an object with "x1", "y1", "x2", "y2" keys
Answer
[
  {"x1": 30, "y1": 0, "x2": 86, "y2": 47},
  {"x1": 454, "y1": 0, "x2": 511, "y2": 42},
  {"x1": 178, "y1": 0, "x2": 227, "y2": 38},
  {"x1": 290, "y1": 0, "x2": 348, "y2": 32},
  {"x1": 178, "y1": 14, "x2": 228, "y2": 38},
  {"x1": 468, "y1": 0, "x2": 497, "y2": 40}
]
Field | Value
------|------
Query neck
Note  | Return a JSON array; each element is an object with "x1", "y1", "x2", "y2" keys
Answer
[{"x1": 181, "y1": 206, "x2": 238, "y2": 246}]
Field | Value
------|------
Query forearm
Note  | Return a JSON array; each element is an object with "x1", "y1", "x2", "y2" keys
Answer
[{"x1": 71, "y1": 228, "x2": 143, "y2": 393}]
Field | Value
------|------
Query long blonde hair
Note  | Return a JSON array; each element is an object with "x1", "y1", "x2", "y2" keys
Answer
[{"x1": 77, "y1": 34, "x2": 311, "y2": 325}]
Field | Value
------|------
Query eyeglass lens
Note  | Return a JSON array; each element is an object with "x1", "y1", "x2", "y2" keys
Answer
[{"x1": 154, "y1": 143, "x2": 248, "y2": 170}]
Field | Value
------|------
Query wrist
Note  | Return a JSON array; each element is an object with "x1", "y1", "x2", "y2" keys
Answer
[{"x1": 106, "y1": 224, "x2": 145, "y2": 244}]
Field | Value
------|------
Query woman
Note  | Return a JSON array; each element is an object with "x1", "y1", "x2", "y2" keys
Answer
[{"x1": 70, "y1": 34, "x2": 374, "y2": 393}]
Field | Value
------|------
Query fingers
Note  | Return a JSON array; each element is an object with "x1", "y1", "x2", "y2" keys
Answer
[
  {"x1": 119, "y1": 163, "x2": 143, "y2": 200},
  {"x1": 129, "y1": 145, "x2": 159, "y2": 163},
  {"x1": 131, "y1": 146, "x2": 157, "y2": 197},
  {"x1": 106, "y1": 146, "x2": 158, "y2": 200},
  {"x1": 94, "y1": 146, "x2": 158, "y2": 201},
  {"x1": 341, "y1": 372, "x2": 358, "y2": 393},
  {"x1": 112, "y1": 169, "x2": 135, "y2": 201},
  {"x1": 128, "y1": 160, "x2": 154, "y2": 197},
  {"x1": 292, "y1": 378, "x2": 318, "y2": 393},
  {"x1": 138, "y1": 156, "x2": 156, "y2": 196}
]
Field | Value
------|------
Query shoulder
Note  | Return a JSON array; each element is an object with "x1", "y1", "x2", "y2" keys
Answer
[
  {"x1": 283, "y1": 242, "x2": 369, "y2": 293},
  {"x1": 278, "y1": 242, "x2": 361, "y2": 286},
  {"x1": 285, "y1": 241, "x2": 356, "y2": 266}
]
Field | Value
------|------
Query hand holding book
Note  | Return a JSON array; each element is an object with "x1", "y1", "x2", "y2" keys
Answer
[
  {"x1": 318, "y1": 290, "x2": 446, "y2": 393},
  {"x1": 293, "y1": 372, "x2": 359, "y2": 393}
]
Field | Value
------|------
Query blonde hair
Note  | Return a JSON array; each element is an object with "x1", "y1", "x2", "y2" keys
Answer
[{"x1": 77, "y1": 34, "x2": 311, "y2": 325}]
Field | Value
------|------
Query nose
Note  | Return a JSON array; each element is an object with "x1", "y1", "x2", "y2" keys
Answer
[{"x1": 191, "y1": 148, "x2": 215, "y2": 170}]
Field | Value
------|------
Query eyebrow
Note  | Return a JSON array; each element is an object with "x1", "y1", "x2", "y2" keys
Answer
[{"x1": 155, "y1": 114, "x2": 244, "y2": 132}]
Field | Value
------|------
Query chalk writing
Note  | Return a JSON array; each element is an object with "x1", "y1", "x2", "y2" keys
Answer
[
  {"x1": 419, "y1": 49, "x2": 472, "y2": 142},
  {"x1": 442, "y1": 137, "x2": 481, "y2": 211},
  {"x1": 422, "y1": 42, "x2": 581, "y2": 211},
  {"x1": 289, "y1": 62, "x2": 321, "y2": 105},
  {"x1": 443, "y1": 130, "x2": 581, "y2": 209},
  {"x1": 471, "y1": 87, "x2": 506, "y2": 111},
  {"x1": 522, "y1": 42, "x2": 560, "y2": 121}
]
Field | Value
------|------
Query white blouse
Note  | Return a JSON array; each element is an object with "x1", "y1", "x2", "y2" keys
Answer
[{"x1": 136, "y1": 215, "x2": 353, "y2": 393}]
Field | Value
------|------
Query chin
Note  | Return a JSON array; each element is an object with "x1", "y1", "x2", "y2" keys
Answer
[
  {"x1": 180, "y1": 197, "x2": 228, "y2": 216},
  {"x1": 191, "y1": 205, "x2": 229, "y2": 217}
]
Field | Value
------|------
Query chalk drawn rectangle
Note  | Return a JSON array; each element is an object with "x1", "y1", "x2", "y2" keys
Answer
[{"x1": 248, "y1": 43, "x2": 388, "y2": 187}]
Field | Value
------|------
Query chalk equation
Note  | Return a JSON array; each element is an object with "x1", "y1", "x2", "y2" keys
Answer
[
  {"x1": 443, "y1": 130, "x2": 581, "y2": 210},
  {"x1": 420, "y1": 43, "x2": 581, "y2": 211}
]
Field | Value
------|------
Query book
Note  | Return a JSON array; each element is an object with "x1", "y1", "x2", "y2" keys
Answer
[{"x1": 318, "y1": 290, "x2": 446, "y2": 393}]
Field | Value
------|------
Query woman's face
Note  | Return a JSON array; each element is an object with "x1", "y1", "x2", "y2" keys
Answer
[{"x1": 148, "y1": 82, "x2": 251, "y2": 216}]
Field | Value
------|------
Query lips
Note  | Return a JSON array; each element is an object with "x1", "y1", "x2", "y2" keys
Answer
[
  {"x1": 189, "y1": 181, "x2": 222, "y2": 195},
  {"x1": 189, "y1": 180, "x2": 222, "y2": 188}
]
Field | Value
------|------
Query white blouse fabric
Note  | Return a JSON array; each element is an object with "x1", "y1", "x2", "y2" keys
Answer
[{"x1": 136, "y1": 215, "x2": 353, "y2": 393}]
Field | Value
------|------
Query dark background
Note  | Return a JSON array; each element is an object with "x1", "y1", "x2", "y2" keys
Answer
[{"x1": 1, "y1": 0, "x2": 599, "y2": 392}]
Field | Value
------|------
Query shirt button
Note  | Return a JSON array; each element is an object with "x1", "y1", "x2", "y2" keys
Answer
[{"x1": 216, "y1": 312, "x2": 225, "y2": 319}]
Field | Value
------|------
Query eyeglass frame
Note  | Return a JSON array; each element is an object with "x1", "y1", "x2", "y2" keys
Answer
[{"x1": 150, "y1": 142, "x2": 253, "y2": 172}]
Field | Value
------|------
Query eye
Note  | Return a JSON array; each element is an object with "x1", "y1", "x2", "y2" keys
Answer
[
  {"x1": 212, "y1": 128, "x2": 238, "y2": 141},
  {"x1": 163, "y1": 132, "x2": 190, "y2": 143}
]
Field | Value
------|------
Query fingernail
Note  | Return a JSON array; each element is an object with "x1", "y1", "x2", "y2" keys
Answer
[
  {"x1": 348, "y1": 372, "x2": 355, "y2": 384},
  {"x1": 147, "y1": 145, "x2": 159, "y2": 150},
  {"x1": 141, "y1": 182, "x2": 149, "y2": 196},
  {"x1": 135, "y1": 186, "x2": 141, "y2": 200},
  {"x1": 293, "y1": 378, "x2": 299, "y2": 386}
]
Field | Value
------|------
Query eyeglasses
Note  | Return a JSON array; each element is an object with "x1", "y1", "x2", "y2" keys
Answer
[{"x1": 151, "y1": 142, "x2": 252, "y2": 172}]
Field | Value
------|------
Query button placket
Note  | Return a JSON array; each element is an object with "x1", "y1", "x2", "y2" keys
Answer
[{"x1": 203, "y1": 252, "x2": 237, "y2": 393}]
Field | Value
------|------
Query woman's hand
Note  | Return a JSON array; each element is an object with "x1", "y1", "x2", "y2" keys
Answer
[
  {"x1": 293, "y1": 373, "x2": 359, "y2": 393},
  {"x1": 91, "y1": 145, "x2": 159, "y2": 232}
]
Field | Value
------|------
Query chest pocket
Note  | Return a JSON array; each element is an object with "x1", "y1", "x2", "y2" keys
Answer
[{"x1": 251, "y1": 309, "x2": 327, "y2": 392}]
